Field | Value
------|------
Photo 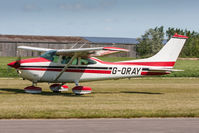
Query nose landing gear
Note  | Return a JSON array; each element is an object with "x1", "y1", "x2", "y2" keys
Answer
[
  {"x1": 24, "y1": 86, "x2": 42, "y2": 94},
  {"x1": 24, "y1": 82, "x2": 42, "y2": 94},
  {"x1": 50, "y1": 84, "x2": 69, "y2": 92}
]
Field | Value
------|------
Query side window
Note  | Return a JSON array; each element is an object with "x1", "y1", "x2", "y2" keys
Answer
[
  {"x1": 61, "y1": 56, "x2": 71, "y2": 64},
  {"x1": 87, "y1": 58, "x2": 97, "y2": 65},
  {"x1": 52, "y1": 55, "x2": 59, "y2": 63},
  {"x1": 80, "y1": 58, "x2": 89, "y2": 65},
  {"x1": 72, "y1": 58, "x2": 78, "y2": 65},
  {"x1": 61, "y1": 56, "x2": 78, "y2": 65},
  {"x1": 80, "y1": 58, "x2": 96, "y2": 65}
]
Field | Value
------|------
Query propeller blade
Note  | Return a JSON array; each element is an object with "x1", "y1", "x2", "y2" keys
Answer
[{"x1": 14, "y1": 56, "x2": 21, "y2": 69}]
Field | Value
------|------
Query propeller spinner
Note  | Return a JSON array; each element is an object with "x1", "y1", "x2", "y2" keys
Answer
[{"x1": 7, "y1": 56, "x2": 21, "y2": 69}]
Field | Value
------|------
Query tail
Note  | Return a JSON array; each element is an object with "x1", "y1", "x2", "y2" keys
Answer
[
  {"x1": 121, "y1": 33, "x2": 188, "y2": 68},
  {"x1": 145, "y1": 33, "x2": 188, "y2": 62}
]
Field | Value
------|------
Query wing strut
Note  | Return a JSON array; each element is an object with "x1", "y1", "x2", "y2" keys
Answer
[{"x1": 54, "y1": 54, "x2": 78, "y2": 81}]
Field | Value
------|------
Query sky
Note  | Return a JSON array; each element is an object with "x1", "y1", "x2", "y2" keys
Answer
[{"x1": 0, "y1": 0, "x2": 198, "y2": 38}]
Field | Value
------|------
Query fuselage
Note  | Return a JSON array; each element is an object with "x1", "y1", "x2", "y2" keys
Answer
[{"x1": 8, "y1": 56, "x2": 171, "y2": 84}]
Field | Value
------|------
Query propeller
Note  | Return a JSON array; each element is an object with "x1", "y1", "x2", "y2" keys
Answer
[
  {"x1": 15, "y1": 56, "x2": 21, "y2": 69},
  {"x1": 7, "y1": 51, "x2": 21, "y2": 69},
  {"x1": 7, "y1": 56, "x2": 22, "y2": 76}
]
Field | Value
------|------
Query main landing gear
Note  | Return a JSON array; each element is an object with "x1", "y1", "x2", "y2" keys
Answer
[
  {"x1": 23, "y1": 82, "x2": 92, "y2": 95},
  {"x1": 71, "y1": 81, "x2": 92, "y2": 95},
  {"x1": 72, "y1": 86, "x2": 92, "y2": 95}
]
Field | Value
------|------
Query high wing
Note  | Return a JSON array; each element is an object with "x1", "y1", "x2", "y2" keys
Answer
[
  {"x1": 17, "y1": 46, "x2": 129, "y2": 57},
  {"x1": 56, "y1": 47, "x2": 129, "y2": 57},
  {"x1": 18, "y1": 46, "x2": 53, "y2": 52}
]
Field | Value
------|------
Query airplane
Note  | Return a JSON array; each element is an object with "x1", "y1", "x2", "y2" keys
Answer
[{"x1": 7, "y1": 33, "x2": 188, "y2": 95}]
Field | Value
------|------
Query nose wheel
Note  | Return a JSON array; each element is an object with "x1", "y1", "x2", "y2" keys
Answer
[
  {"x1": 50, "y1": 84, "x2": 68, "y2": 92},
  {"x1": 24, "y1": 82, "x2": 42, "y2": 94}
]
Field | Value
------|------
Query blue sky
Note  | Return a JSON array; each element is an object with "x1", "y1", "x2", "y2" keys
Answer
[{"x1": 0, "y1": 0, "x2": 198, "y2": 38}]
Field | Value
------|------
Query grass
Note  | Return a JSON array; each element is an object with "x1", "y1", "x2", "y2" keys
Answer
[
  {"x1": 0, "y1": 78, "x2": 199, "y2": 118},
  {"x1": 0, "y1": 57, "x2": 29, "y2": 77}
]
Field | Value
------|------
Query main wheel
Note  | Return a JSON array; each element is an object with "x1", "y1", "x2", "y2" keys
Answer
[
  {"x1": 24, "y1": 86, "x2": 42, "y2": 94},
  {"x1": 72, "y1": 86, "x2": 92, "y2": 95}
]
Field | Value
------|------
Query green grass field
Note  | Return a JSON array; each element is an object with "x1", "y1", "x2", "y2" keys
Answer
[
  {"x1": 0, "y1": 78, "x2": 199, "y2": 118},
  {"x1": 1, "y1": 57, "x2": 198, "y2": 77}
]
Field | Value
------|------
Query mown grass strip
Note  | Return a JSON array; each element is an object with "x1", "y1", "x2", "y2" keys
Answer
[{"x1": 0, "y1": 78, "x2": 199, "y2": 118}]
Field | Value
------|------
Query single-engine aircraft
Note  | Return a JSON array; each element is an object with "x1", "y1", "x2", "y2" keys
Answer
[{"x1": 8, "y1": 33, "x2": 188, "y2": 94}]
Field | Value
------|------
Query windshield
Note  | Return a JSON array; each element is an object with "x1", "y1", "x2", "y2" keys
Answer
[{"x1": 40, "y1": 50, "x2": 57, "y2": 61}]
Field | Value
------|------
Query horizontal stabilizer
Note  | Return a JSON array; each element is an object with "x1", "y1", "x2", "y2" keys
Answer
[{"x1": 148, "y1": 68, "x2": 184, "y2": 72}]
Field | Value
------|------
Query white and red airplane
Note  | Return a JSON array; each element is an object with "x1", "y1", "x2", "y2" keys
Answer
[{"x1": 8, "y1": 34, "x2": 188, "y2": 94}]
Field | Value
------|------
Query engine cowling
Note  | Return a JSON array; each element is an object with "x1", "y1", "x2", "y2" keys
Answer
[{"x1": 72, "y1": 86, "x2": 92, "y2": 95}]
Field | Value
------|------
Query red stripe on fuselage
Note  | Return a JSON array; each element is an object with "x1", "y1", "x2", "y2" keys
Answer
[
  {"x1": 141, "y1": 71, "x2": 170, "y2": 75},
  {"x1": 20, "y1": 57, "x2": 175, "y2": 67},
  {"x1": 19, "y1": 68, "x2": 111, "y2": 74},
  {"x1": 91, "y1": 58, "x2": 175, "y2": 67},
  {"x1": 20, "y1": 57, "x2": 50, "y2": 64}
]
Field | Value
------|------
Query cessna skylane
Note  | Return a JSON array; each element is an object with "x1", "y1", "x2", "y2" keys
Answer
[{"x1": 8, "y1": 34, "x2": 188, "y2": 94}]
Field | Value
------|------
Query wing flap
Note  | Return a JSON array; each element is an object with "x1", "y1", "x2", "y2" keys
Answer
[
  {"x1": 92, "y1": 47, "x2": 129, "y2": 57},
  {"x1": 56, "y1": 47, "x2": 129, "y2": 57}
]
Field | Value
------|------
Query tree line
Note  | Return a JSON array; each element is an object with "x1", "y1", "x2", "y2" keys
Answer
[{"x1": 136, "y1": 26, "x2": 199, "y2": 58}]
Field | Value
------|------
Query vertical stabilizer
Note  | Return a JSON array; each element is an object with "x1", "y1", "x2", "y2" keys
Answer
[
  {"x1": 122, "y1": 33, "x2": 188, "y2": 67},
  {"x1": 146, "y1": 33, "x2": 188, "y2": 62}
]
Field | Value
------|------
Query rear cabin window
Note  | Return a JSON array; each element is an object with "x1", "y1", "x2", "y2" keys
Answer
[{"x1": 80, "y1": 58, "x2": 96, "y2": 65}]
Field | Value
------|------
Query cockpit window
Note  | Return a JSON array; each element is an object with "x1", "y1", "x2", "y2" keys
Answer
[{"x1": 40, "y1": 50, "x2": 57, "y2": 61}]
